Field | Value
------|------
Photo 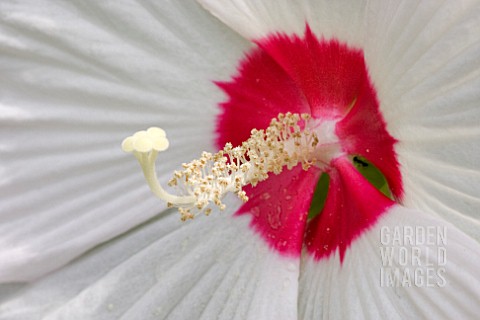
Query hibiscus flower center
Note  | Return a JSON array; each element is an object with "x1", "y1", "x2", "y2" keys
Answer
[
  {"x1": 123, "y1": 26, "x2": 404, "y2": 262},
  {"x1": 215, "y1": 27, "x2": 403, "y2": 261}
]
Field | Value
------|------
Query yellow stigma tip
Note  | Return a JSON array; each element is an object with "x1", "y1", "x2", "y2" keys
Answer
[{"x1": 122, "y1": 127, "x2": 169, "y2": 153}]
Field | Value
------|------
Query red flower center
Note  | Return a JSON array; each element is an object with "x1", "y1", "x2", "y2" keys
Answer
[{"x1": 216, "y1": 26, "x2": 403, "y2": 261}]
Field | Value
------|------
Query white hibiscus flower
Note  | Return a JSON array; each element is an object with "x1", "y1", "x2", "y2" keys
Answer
[{"x1": 1, "y1": 0, "x2": 479, "y2": 319}]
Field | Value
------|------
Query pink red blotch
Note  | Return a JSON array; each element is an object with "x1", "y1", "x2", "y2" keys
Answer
[
  {"x1": 215, "y1": 26, "x2": 403, "y2": 261},
  {"x1": 305, "y1": 157, "x2": 395, "y2": 262}
]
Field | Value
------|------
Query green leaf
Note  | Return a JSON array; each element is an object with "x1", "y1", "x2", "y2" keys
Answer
[
  {"x1": 353, "y1": 156, "x2": 392, "y2": 199},
  {"x1": 308, "y1": 173, "x2": 330, "y2": 219}
]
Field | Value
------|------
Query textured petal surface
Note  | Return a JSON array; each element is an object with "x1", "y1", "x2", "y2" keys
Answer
[
  {"x1": 365, "y1": 1, "x2": 480, "y2": 242},
  {"x1": 238, "y1": 165, "x2": 320, "y2": 256},
  {"x1": 198, "y1": 0, "x2": 480, "y2": 240},
  {"x1": 300, "y1": 204, "x2": 480, "y2": 319},
  {"x1": 0, "y1": 0, "x2": 249, "y2": 281},
  {"x1": 0, "y1": 200, "x2": 299, "y2": 320}
]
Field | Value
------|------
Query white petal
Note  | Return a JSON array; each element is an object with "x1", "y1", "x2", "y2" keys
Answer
[
  {"x1": 198, "y1": 0, "x2": 368, "y2": 46},
  {"x1": 299, "y1": 205, "x2": 480, "y2": 319},
  {"x1": 0, "y1": 0, "x2": 249, "y2": 282},
  {"x1": 367, "y1": 1, "x2": 480, "y2": 241},
  {"x1": 0, "y1": 202, "x2": 299, "y2": 320}
]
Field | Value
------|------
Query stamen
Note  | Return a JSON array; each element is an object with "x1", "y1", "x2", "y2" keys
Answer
[{"x1": 122, "y1": 113, "x2": 341, "y2": 221}]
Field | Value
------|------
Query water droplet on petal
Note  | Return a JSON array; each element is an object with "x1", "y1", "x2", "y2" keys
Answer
[
  {"x1": 261, "y1": 192, "x2": 271, "y2": 200},
  {"x1": 268, "y1": 205, "x2": 283, "y2": 229},
  {"x1": 279, "y1": 240, "x2": 287, "y2": 247},
  {"x1": 251, "y1": 206, "x2": 261, "y2": 217}
]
